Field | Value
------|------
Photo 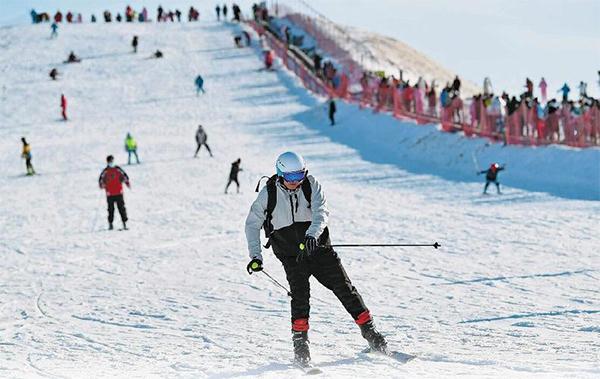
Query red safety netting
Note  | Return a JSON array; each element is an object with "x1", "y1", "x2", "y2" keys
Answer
[{"x1": 248, "y1": 19, "x2": 599, "y2": 148}]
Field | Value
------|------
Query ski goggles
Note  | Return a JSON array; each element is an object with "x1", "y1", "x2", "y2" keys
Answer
[{"x1": 280, "y1": 170, "x2": 306, "y2": 183}]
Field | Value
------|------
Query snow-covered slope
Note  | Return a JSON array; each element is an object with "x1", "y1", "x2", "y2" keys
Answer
[{"x1": 0, "y1": 20, "x2": 599, "y2": 378}]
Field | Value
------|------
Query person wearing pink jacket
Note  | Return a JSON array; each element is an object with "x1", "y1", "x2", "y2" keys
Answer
[{"x1": 539, "y1": 78, "x2": 547, "y2": 103}]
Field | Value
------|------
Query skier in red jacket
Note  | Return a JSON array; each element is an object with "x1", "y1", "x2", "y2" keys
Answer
[
  {"x1": 264, "y1": 50, "x2": 274, "y2": 70},
  {"x1": 60, "y1": 94, "x2": 67, "y2": 121},
  {"x1": 98, "y1": 155, "x2": 130, "y2": 230}
]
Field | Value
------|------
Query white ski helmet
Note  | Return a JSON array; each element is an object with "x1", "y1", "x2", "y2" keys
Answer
[{"x1": 276, "y1": 151, "x2": 307, "y2": 182}]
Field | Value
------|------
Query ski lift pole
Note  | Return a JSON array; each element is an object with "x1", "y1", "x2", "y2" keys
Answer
[{"x1": 325, "y1": 242, "x2": 441, "y2": 249}]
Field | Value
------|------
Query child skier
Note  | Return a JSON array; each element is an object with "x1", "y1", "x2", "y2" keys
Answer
[
  {"x1": 478, "y1": 163, "x2": 506, "y2": 194},
  {"x1": 245, "y1": 152, "x2": 388, "y2": 367},
  {"x1": 98, "y1": 155, "x2": 130, "y2": 230}
]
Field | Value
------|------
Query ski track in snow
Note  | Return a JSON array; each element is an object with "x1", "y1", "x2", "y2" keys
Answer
[{"x1": 0, "y1": 20, "x2": 598, "y2": 378}]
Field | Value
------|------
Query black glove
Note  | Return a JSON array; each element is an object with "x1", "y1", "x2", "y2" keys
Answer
[
  {"x1": 246, "y1": 258, "x2": 263, "y2": 274},
  {"x1": 297, "y1": 236, "x2": 318, "y2": 262}
]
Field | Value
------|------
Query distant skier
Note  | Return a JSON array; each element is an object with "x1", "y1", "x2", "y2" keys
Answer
[
  {"x1": 195, "y1": 75, "x2": 205, "y2": 95},
  {"x1": 328, "y1": 98, "x2": 336, "y2": 126},
  {"x1": 264, "y1": 50, "x2": 274, "y2": 70},
  {"x1": 194, "y1": 125, "x2": 213, "y2": 157},
  {"x1": 215, "y1": 5, "x2": 221, "y2": 21},
  {"x1": 132, "y1": 36, "x2": 138, "y2": 53},
  {"x1": 21, "y1": 137, "x2": 35, "y2": 175},
  {"x1": 50, "y1": 22, "x2": 58, "y2": 38},
  {"x1": 478, "y1": 163, "x2": 505, "y2": 195},
  {"x1": 225, "y1": 158, "x2": 242, "y2": 193},
  {"x1": 60, "y1": 94, "x2": 67, "y2": 120},
  {"x1": 49, "y1": 68, "x2": 59, "y2": 80},
  {"x1": 245, "y1": 152, "x2": 389, "y2": 367},
  {"x1": 125, "y1": 133, "x2": 140, "y2": 164},
  {"x1": 98, "y1": 155, "x2": 130, "y2": 230},
  {"x1": 222, "y1": 4, "x2": 228, "y2": 20},
  {"x1": 152, "y1": 50, "x2": 163, "y2": 59},
  {"x1": 65, "y1": 51, "x2": 81, "y2": 63}
]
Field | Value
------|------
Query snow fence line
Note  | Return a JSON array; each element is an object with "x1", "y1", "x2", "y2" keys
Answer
[{"x1": 246, "y1": 17, "x2": 600, "y2": 149}]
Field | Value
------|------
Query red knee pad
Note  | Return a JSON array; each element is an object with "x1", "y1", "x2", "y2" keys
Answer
[
  {"x1": 355, "y1": 310, "x2": 372, "y2": 325},
  {"x1": 292, "y1": 318, "x2": 309, "y2": 332}
]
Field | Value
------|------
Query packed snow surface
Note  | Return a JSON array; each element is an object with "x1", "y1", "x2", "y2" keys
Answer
[{"x1": 0, "y1": 20, "x2": 599, "y2": 378}]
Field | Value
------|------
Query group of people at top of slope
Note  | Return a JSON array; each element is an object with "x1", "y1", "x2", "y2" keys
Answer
[{"x1": 31, "y1": 3, "x2": 246, "y2": 26}]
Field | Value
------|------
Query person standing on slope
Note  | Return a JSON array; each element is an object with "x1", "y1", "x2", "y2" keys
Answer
[
  {"x1": 50, "y1": 22, "x2": 58, "y2": 38},
  {"x1": 328, "y1": 98, "x2": 336, "y2": 126},
  {"x1": 195, "y1": 75, "x2": 205, "y2": 95},
  {"x1": 194, "y1": 125, "x2": 213, "y2": 157},
  {"x1": 125, "y1": 133, "x2": 140, "y2": 164},
  {"x1": 225, "y1": 158, "x2": 242, "y2": 193},
  {"x1": 21, "y1": 137, "x2": 35, "y2": 175},
  {"x1": 478, "y1": 162, "x2": 505, "y2": 195},
  {"x1": 132, "y1": 35, "x2": 138, "y2": 53},
  {"x1": 245, "y1": 152, "x2": 388, "y2": 367},
  {"x1": 99, "y1": 155, "x2": 130, "y2": 230},
  {"x1": 60, "y1": 94, "x2": 68, "y2": 120}
]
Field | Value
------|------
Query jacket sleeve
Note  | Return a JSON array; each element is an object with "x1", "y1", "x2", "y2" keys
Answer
[
  {"x1": 245, "y1": 187, "x2": 268, "y2": 261},
  {"x1": 305, "y1": 175, "x2": 329, "y2": 239},
  {"x1": 98, "y1": 168, "x2": 106, "y2": 187},
  {"x1": 117, "y1": 167, "x2": 130, "y2": 184}
]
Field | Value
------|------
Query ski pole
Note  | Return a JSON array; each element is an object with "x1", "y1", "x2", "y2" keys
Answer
[
  {"x1": 261, "y1": 270, "x2": 292, "y2": 297},
  {"x1": 325, "y1": 242, "x2": 441, "y2": 249}
]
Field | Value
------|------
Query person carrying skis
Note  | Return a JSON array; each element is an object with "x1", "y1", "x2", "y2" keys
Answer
[
  {"x1": 98, "y1": 155, "x2": 130, "y2": 230},
  {"x1": 60, "y1": 94, "x2": 67, "y2": 120},
  {"x1": 125, "y1": 133, "x2": 140, "y2": 164},
  {"x1": 225, "y1": 158, "x2": 242, "y2": 193},
  {"x1": 132, "y1": 36, "x2": 138, "y2": 53},
  {"x1": 245, "y1": 151, "x2": 388, "y2": 367},
  {"x1": 478, "y1": 162, "x2": 505, "y2": 194},
  {"x1": 195, "y1": 75, "x2": 205, "y2": 95},
  {"x1": 194, "y1": 125, "x2": 213, "y2": 157},
  {"x1": 21, "y1": 137, "x2": 35, "y2": 175}
]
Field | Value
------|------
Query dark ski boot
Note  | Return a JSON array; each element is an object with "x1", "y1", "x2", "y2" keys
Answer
[
  {"x1": 108, "y1": 223, "x2": 113, "y2": 230},
  {"x1": 122, "y1": 222, "x2": 128, "y2": 230},
  {"x1": 359, "y1": 320, "x2": 388, "y2": 353},
  {"x1": 292, "y1": 330, "x2": 311, "y2": 366}
]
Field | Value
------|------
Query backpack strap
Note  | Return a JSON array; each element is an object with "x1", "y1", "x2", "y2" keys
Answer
[
  {"x1": 301, "y1": 175, "x2": 312, "y2": 208},
  {"x1": 262, "y1": 174, "x2": 279, "y2": 248}
]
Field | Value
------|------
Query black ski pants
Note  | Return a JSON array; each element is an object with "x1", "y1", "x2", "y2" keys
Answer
[
  {"x1": 484, "y1": 180, "x2": 501, "y2": 194},
  {"x1": 107, "y1": 194, "x2": 128, "y2": 224},
  {"x1": 225, "y1": 177, "x2": 239, "y2": 192},
  {"x1": 195, "y1": 142, "x2": 212, "y2": 157},
  {"x1": 279, "y1": 249, "x2": 368, "y2": 323}
]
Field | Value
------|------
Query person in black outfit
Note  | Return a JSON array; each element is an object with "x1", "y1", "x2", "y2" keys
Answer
[
  {"x1": 215, "y1": 5, "x2": 221, "y2": 21},
  {"x1": 328, "y1": 98, "x2": 336, "y2": 126},
  {"x1": 479, "y1": 163, "x2": 505, "y2": 194},
  {"x1": 222, "y1": 4, "x2": 228, "y2": 20},
  {"x1": 132, "y1": 36, "x2": 138, "y2": 53},
  {"x1": 451, "y1": 75, "x2": 461, "y2": 96},
  {"x1": 245, "y1": 152, "x2": 388, "y2": 366},
  {"x1": 157, "y1": 6, "x2": 164, "y2": 22},
  {"x1": 225, "y1": 158, "x2": 242, "y2": 193}
]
